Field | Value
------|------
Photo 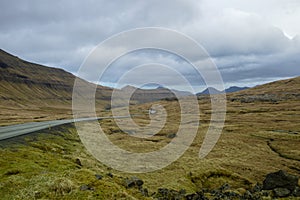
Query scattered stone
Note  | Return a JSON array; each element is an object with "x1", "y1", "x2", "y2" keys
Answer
[
  {"x1": 179, "y1": 189, "x2": 186, "y2": 195},
  {"x1": 107, "y1": 172, "x2": 113, "y2": 178},
  {"x1": 166, "y1": 133, "x2": 176, "y2": 139},
  {"x1": 140, "y1": 188, "x2": 149, "y2": 197},
  {"x1": 185, "y1": 191, "x2": 207, "y2": 200},
  {"x1": 293, "y1": 186, "x2": 300, "y2": 197},
  {"x1": 224, "y1": 191, "x2": 240, "y2": 198},
  {"x1": 273, "y1": 187, "x2": 291, "y2": 197},
  {"x1": 261, "y1": 190, "x2": 272, "y2": 197},
  {"x1": 95, "y1": 174, "x2": 103, "y2": 180},
  {"x1": 155, "y1": 188, "x2": 186, "y2": 199},
  {"x1": 263, "y1": 170, "x2": 299, "y2": 191},
  {"x1": 251, "y1": 183, "x2": 262, "y2": 193},
  {"x1": 210, "y1": 189, "x2": 226, "y2": 199},
  {"x1": 124, "y1": 176, "x2": 144, "y2": 188},
  {"x1": 219, "y1": 183, "x2": 230, "y2": 191},
  {"x1": 243, "y1": 190, "x2": 253, "y2": 199},
  {"x1": 252, "y1": 192, "x2": 263, "y2": 200},
  {"x1": 80, "y1": 184, "x2": 93, "y2": 191},
  {"x1": 75, "y1": 158, "x2": 82, "y2": 166}
]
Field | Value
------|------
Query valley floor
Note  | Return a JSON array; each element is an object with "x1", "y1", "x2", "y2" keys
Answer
[{"x1": 0, "y1": 97, "x2": 299, "y2": 199}]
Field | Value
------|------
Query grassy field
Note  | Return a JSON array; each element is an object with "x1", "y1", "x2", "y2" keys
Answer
[{"x1": 0, "y1": 94, "x2": 299, "y2": 199}]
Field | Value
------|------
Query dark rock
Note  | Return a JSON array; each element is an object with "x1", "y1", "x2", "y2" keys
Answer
[
  {"x1": 208, "y1": 184, "x2": 232, "y2": 199},
  {"x1": 224, "y1": 191, "x2": 240, "y2": 198},
  {"x1": 75, "y1": 158, "x2": 82, "y2": 166},
  {"x1": 95, "y1": 174, "x2": 103, "y2": 180},
  {"x1": 219, "y1": 183, "x2": 230, "y2": 191},
  {"x1": 157, "y1": 188, "x2": 169, "y2": 196},
  {"x1": 185, "y1": 192, "x2": 207, "y2": 200},
  {"x1": 261, "y1": 190, "x2": 271, "y2": 197},
  {"x1": 211, "y1": 190, "x2": 226, "y2": 199},
  {"x1": 124, "y1": 176, "x2": 144, "y2": 188},
  {"x1": 252, "y1": 193, "x2": 263, "y2": 200},
  {"x1": 243, "y1": 190, "x2": 253, "y2": 199},
  {"x1": 179, "y1": 189, "x2": 186, "y2": 195},
  {"x1": 251, "y1": 183, "x2": 262, "y2": 193},
  {"x1": 273, "y1": 187, "x2": 291, "y2": 197},
  {"x1": 155, "y1": 188, "x2": 185, "y2": 199},
  {"x1": 80, "y1": 184, "x2": 93, "y2": 191},
  {"x1": 263, "y1": 170, "x2": 299, "y2": 191},
  {"x1": 166, "y1": 133, "x2": 176, "y2": 138},
  {"x1": 140, "y1": 188, "x2": 149, "y2": 197},
  {"x1": 107, "y1": 172, "x2": 113, "y2": 178},
  {"x1": 293, "y1": 186, "x2": 300, "y2": 197}
]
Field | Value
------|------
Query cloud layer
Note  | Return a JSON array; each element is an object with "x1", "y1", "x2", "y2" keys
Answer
[{"x1": 0, "y1": 0, "x2": 299, "y2": 90}]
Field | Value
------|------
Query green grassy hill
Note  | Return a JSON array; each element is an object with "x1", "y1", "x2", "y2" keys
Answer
[
  {"x1": 0, "y1": 76, "x2": 299, "y2": 199},
  {"x1": 0, "y1": 49, "x2": 113, "y2": 125}
]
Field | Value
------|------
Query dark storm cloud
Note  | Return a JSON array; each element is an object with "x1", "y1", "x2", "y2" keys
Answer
[{"x1": 0, "y1": 0, "x2": 299, "y2": 91}]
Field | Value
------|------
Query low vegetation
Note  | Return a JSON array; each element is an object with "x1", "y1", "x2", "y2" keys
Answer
[{"x1": 0, "y1": 91, "x2": 299, "y2": 199}]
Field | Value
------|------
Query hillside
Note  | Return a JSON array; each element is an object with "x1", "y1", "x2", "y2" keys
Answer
[
  {"x1": 0, "y1": 49, "x2": 113, "y2": 125},
  {"x1": 0, "y1": 49, "x2": 193, "y2": 125},
  {"x1": 120, "y1": 85, "x2": 192, "y2": 104},
  {"x1": 0, "y1": 76, "x2": 299, "y2": 199},
  {"x1": 197, "y1": 86, "x2": 250, "y2": 95},
  {"x1": 228, "y1": 76, "x2": 300, "y2": 103}
]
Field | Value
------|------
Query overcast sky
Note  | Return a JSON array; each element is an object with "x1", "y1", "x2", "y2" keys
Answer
[{"x1": 1, "y1": 0, "x2": 300, "y2": 91}]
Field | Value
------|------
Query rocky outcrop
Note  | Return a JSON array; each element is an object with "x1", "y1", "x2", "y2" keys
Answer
[{"x1": 263, "y1": 170, "x2": 299, "y2": 197}]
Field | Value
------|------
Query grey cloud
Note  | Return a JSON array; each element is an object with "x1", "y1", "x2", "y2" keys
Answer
[{"x1": 0, "y1": 0, "x2": 299, "y2": 90}]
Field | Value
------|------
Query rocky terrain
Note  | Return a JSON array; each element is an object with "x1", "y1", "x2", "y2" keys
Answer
[{"x1": 75, "y1": 170, "x2": 300, "y2": 199}]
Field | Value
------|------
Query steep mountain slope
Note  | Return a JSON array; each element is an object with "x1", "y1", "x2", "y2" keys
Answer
[
  {"x1": 197, "y1": 87, "x2": 222, "y2": 95},
  {"x1": 0, "y1": 49, "x2": 112, "y2": 104},
  {"x1": 197, "y1": 86, "x2": 250, "y2": 95},
  {"x1": 228, "y1": 76, "x2": 300, "y2": 102},
  {"x1": 0, "y1": 49, "x2": 191, "y2": 125},
  {"x1": 0, "y1": 49, "x2": 113, "y2": 125},
  {"x1": 121, "y1": 85, "x2": 192, "y2": 103},
  {"x1": 225, "y1": 86, "x2": 250, "y2": 93}
]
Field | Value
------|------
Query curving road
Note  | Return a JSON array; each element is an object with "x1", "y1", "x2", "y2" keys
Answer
[{"x1": 0, "y1": 116, "x2": 131, "y2": 141}]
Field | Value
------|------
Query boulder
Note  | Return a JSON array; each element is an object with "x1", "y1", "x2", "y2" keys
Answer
[
  {"x1": 273, "y1": 188, "x2": 291, "y2": 197},
  {"x1": 140, "y1": 188, "x2": 149, "y2": 197},
  {"x1": 185, "y1": 192, "x2": 207, "y2": 200},
  {"x1": 95, "y1": 174, "x2": 103, "y2": 180},
  {"x1": 155, "y1": 188, "x2": 185, "y2": 199},
  {"x1": 75, "y1": 158, "x2": 82, "y2": 166},
  {"x1": 107, "y1": 172, "x2": 113, "y2": 178},
  {"x1": 166, "y1": 133, "x2": 176, "y2": 139},
  {"x1": 293, "y1": 186, "x2": 300, "y2": 197},
  {"x1": 80, "y1": 184, "x2": 93, "y2": 191},
  {"x1": 263, "y1": 170, "x2": 299, "y2": 191},
  {"x1": 243, "y1": 190, "x2": 253, "y2": 199},
  {"x1": 124, "y1": 176, "x2": 144, "y2": 188},
  {"x1": 251, "y1": 183, "x2": 262, "y2": 193}
]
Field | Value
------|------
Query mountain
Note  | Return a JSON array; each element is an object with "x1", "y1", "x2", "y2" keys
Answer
[
  {"x1": 235, "y1": 76, "x2": 300, "y2": 95},
  {"x1": 0, "y1": 49, "x2": 192, "y2": 124},
  {"x1": 228, "y1": 76, "x2": 300, "y2": 103},
  {"x1": 197, "y1": 87, "x2": 222, "y2": 95},
  {"x1": 225, "y1": 86, "x2": 250, "y2": 93},
  {"x1": 0, "y1": 49, "x2": 113, "y2": 125},
  {"x1": 197, "y1": 86, "x2": 250, "y2": 95},
  {"x1": 120, "y1": 85, "x2": 192, "y2": 103},
  {"x1": 0, "y1": 49, "x2": 113, "y2": 103}
]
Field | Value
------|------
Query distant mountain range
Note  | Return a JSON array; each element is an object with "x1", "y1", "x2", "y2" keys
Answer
[
  {"x1": 120, "y1": 85, "x2": 192, "y2": 103},
  {"x1": 197, "y1": 86, "x2": 250, "y2": 95},
  {"x1": 1, "y1": 48, "x2": 299, "y2": 124}
]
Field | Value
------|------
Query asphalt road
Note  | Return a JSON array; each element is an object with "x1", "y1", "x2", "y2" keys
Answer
[{"x1": 0, "y1": 116, "x2": 130, "y2": 141}]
